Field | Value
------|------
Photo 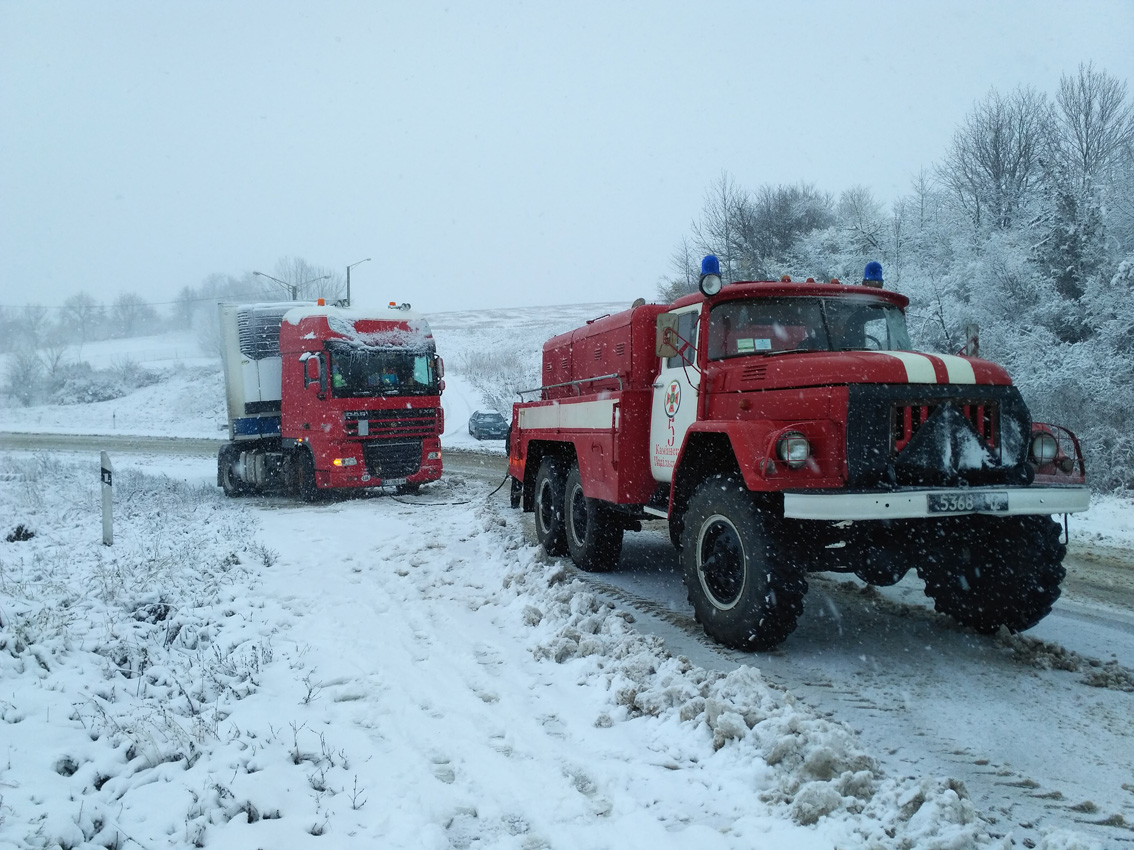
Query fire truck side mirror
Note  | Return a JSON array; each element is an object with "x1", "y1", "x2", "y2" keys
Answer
[{"x1": 656, "y1": 314, "x2": 681, "y2": 359}]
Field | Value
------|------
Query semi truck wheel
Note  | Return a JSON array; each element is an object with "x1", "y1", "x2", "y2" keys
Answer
[
  {"x1": 681, "y1": 475, "x2": 806, "y2": 651},
  {"x1": 534, "y1": 456, "x2": 568, "y2": 555},
  {"x1": 564, "y1": 464, "x2": 623, "y2": 572},
  {"x1": 297, "y1": 451, "x2": 321, "y2": 503},
  {"x1": 916, "y1": 515, "x2": 1066, "y2": 634},
  {"x1": 218, "y1": 445, "x2": 245, "y2": 498}
]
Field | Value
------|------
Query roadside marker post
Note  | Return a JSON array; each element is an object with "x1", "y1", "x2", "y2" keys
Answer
[{"x1": 101, "y1": 451, "x2": 113, "y2": 546}]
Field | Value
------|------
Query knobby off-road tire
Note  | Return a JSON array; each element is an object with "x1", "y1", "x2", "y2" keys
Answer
[
  {"x1": 681, "y1": 475, "x2": 807, "y2": 651},
  {"x1": 564, "y1": 464, "x2": 623, "y2": 572},
  {"x1": 915, "y1": 515, "x2": 1066, "y2": 634},
  {"x1": 218, "y1": 444, "x2": 245, "y2": 498},
  {"x1": 534, "y1": 456, "x2": 568, "y2": 556}
]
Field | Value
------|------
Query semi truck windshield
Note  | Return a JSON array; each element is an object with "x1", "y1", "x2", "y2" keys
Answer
[{"x1": 327, "y1": 341, "x2": 439, "y2": 398}]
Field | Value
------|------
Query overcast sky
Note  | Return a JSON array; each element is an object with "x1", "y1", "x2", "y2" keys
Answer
[{"x1": 2, "y1": 1, "x2": 1132, "y2": 316}]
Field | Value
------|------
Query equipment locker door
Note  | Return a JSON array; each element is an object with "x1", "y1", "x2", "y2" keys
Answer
[{"x1": 649, "y1": 304, "x2": 701, "y2": 483}]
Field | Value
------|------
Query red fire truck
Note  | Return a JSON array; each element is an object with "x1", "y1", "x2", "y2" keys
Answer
[
  {"x1": 507, "y1": 259, "x2": 1089, "y2": 650},
  {"x1": 217, "y1": 300, "x2": 444, "y2": 500}
]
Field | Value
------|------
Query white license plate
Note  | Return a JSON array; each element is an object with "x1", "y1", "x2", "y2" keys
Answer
[
  {"x1": 383, "y1": 477, "x2": 407, "y2": 487},
  {"x1": 927, "y1": 491, "x2": 1009, "y2": 513}
]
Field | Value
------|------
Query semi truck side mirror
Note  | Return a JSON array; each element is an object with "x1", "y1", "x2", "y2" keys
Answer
[
  {"x1": 656, "y1": 314, "x2": 680, "y2": 358},
  {"x1": 301, "y1": 353, "x2": 324, "y2": 395}
]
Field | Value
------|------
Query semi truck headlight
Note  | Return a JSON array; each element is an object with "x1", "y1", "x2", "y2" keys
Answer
[
  {"x1": 427, "y1": 451, "x2": 441, "y2": 460},
  {"x1": 776, "y1": 431, "x2": 810, "y2": 469},
  {"x1": 332, "y1": 457, "x2": 358, "y2": 467},
  {"x1": 1029, "y1": 433, "x2": 1058, "y2": 464}
]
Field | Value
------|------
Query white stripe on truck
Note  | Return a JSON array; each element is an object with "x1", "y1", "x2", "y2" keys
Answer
[
  {"x1": 880, "y1": 352, "x2": 976, "y2": 384},
  {"x1": 883, "y1": 352, "x2": 938, "y2": 383},
  {"x1": 518, "y1": 399, "x2": 617, "y2": 431}
]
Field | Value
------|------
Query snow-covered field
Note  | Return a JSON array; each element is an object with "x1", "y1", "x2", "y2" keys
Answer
[{"x1": 1, "y1": 307, "x2": 1132, "y2": 849}]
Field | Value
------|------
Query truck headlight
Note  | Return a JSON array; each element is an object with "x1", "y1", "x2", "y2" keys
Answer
[
  {"x1": 776, "y1": 431, "x2": 810, "y2": 469},
  {"x1": 1029, "y1": 432, "x2": 1058, "y2": 464},
  {"x1": 332, "y1": 457, "x2": 358, "y2": 467}
]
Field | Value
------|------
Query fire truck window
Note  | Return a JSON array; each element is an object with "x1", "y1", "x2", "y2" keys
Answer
[
  {"x1": 665, "y1": 311, "x2": 698, "y2": 369},
  {"x1": 709, "y1": 300, "x2": 826, "y2": 358},
  {"x1": 823, "y1": 300, "x2": 912, "y2": 351}
]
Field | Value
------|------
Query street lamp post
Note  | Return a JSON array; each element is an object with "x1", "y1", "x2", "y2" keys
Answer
[
  {"x1": 345, "y1": 258, "x2": 371, "y2": 307},
  {"x1": 253, "y1": 271, "x2": 331, "y2": 301}
]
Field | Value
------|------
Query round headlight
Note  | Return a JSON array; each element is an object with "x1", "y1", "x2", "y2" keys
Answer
[
  {"x1": 1030, "y1": 432, "x2": 1058, "y2": 464},
  {"x1": 776, "y1": 431, "x2": 810, "y2": 469}
]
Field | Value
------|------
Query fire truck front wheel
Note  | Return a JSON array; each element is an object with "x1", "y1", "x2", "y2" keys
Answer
[
  {"x1": 564, "y1": 464, "x2": 623, "y2": 572},
  {"x1": 534, "y1": 456, "x2": 568, "y2": 556},
  {"x1": 682, "y1": 476, "x2": 806, "y2": 652},
  {"x1": 916, "y1": 515, "x2": 1066, "y2": 634}
]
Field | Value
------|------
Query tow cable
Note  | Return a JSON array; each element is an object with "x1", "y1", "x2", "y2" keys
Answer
[{"x1": 382, "y1": 473, "x2": 512, "y2": 507}]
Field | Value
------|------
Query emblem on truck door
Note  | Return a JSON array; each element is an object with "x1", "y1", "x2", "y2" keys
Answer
[{"x1": 664, "y1": 380, "x2": 681, "y2": 417}]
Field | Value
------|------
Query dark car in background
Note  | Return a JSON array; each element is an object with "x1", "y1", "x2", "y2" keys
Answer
[{"x1": 468, "y1": 410, "x2": 509, "y2": 440}]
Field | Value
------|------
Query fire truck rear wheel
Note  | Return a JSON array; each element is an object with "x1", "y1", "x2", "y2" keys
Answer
[
  {"x1": 219, "y1": 445, "x2": 245, "y2": 498},
  {"x1": 681, "y1": 475, "x2": 806, "y2": 651},
  {"x1": 916, "y1": 515, "x2": 1066, "y2": 634},
  {"x1": 564, "y1": 464, "x2": 623, "y2": 572},
  {"x1": 534, "y1": 456, "x2": 568, "y2": 556}
]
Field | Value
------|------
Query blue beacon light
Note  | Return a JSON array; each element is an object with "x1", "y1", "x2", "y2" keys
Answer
[
  {"x1": 699, "y1": 254, "x2": 723, "y2": 296},
  {"x1": 863, "y1": 261, "x2": 884, "y2": 287}
]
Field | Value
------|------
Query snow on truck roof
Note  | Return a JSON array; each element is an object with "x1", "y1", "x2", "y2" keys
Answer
[
  {"x1": 282, "y1": 303, "x2": 434, "y2": 349},
  {"x1": 671, "y1": 279, "x2": 909, "y2": 310}
]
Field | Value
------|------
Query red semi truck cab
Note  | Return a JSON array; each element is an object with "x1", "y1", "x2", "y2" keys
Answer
[
  {"x1": 508, "y1": 260, "x2": 1089, "y2": 651},
  {"x1": 218, "y1": 301, "x2": 444, "y2": 500}
]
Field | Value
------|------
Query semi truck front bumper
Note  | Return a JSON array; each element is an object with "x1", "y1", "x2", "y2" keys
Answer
[{"x1": 783, "y1": 485, "x2": 1090, "y2": 521}]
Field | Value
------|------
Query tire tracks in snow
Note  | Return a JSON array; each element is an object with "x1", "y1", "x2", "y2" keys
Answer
[{"x1": 556, "y1": 533, "x2": 1134, "y2": 847}]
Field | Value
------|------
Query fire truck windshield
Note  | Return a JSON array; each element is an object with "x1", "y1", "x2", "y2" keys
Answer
[
  {"x1": 326, "y1": 340, "x2": 439, "y2": 398},
  {"x1": 707, "y1": 296, "x2": 912, "y2": 360}
]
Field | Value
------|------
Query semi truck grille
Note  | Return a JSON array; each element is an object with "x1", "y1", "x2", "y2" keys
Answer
[
  {"x1": 344, "y1": 407, "x2": 437, "y2": 438},
  {"x1": 362, "y1": 440, "x2": 422, "y2": 479},
  {"x1": 891, "y1": 400, "x2": 998, "y2": 455}
]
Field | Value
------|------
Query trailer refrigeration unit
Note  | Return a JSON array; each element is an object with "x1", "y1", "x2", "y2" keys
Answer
[
  {"x1": 217, "y1": 300, "x2": 444, "y2": 501},
  {"x1": 507, "y1": 258, "x2": 1090, "y2": 651}
]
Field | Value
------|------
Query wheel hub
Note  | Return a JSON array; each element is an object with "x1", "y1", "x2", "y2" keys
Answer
[
  {"x1": 697, "y1": 515, "x2": 746, "y2": 609},
  {"x1": 568, "y1": 484, "x2": 587, "y2": 546},
  {"x1": 537, "y1": 480, "x2": 554, "y2": 533}
]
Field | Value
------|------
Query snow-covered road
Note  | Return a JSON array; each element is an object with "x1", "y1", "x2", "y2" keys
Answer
[
  {"x1": 567, "y1": 526, "x2": 1134, "y2": 847},
  {"x1": 2, "y1": 453, "x2": 1066, "y2": 849}
]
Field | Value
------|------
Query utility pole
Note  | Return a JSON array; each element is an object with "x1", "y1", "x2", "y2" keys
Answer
[{"x1": 346, "y1": 258, "x2": 371, "y2": 307}]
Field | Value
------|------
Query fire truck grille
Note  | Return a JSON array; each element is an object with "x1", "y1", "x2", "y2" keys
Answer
[
  {"x1": 846, "y1": 384, "x2": 1031, "y2": 489},
  {"x1": 362, "y1": 440, "x2": 422, "y2": 480},
  {"x1": 890, "y1": 400, "x2": 999, "y2": 455},
  {"x1": 345, "y1": 407, "x2": 437, "y2": 438}
]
